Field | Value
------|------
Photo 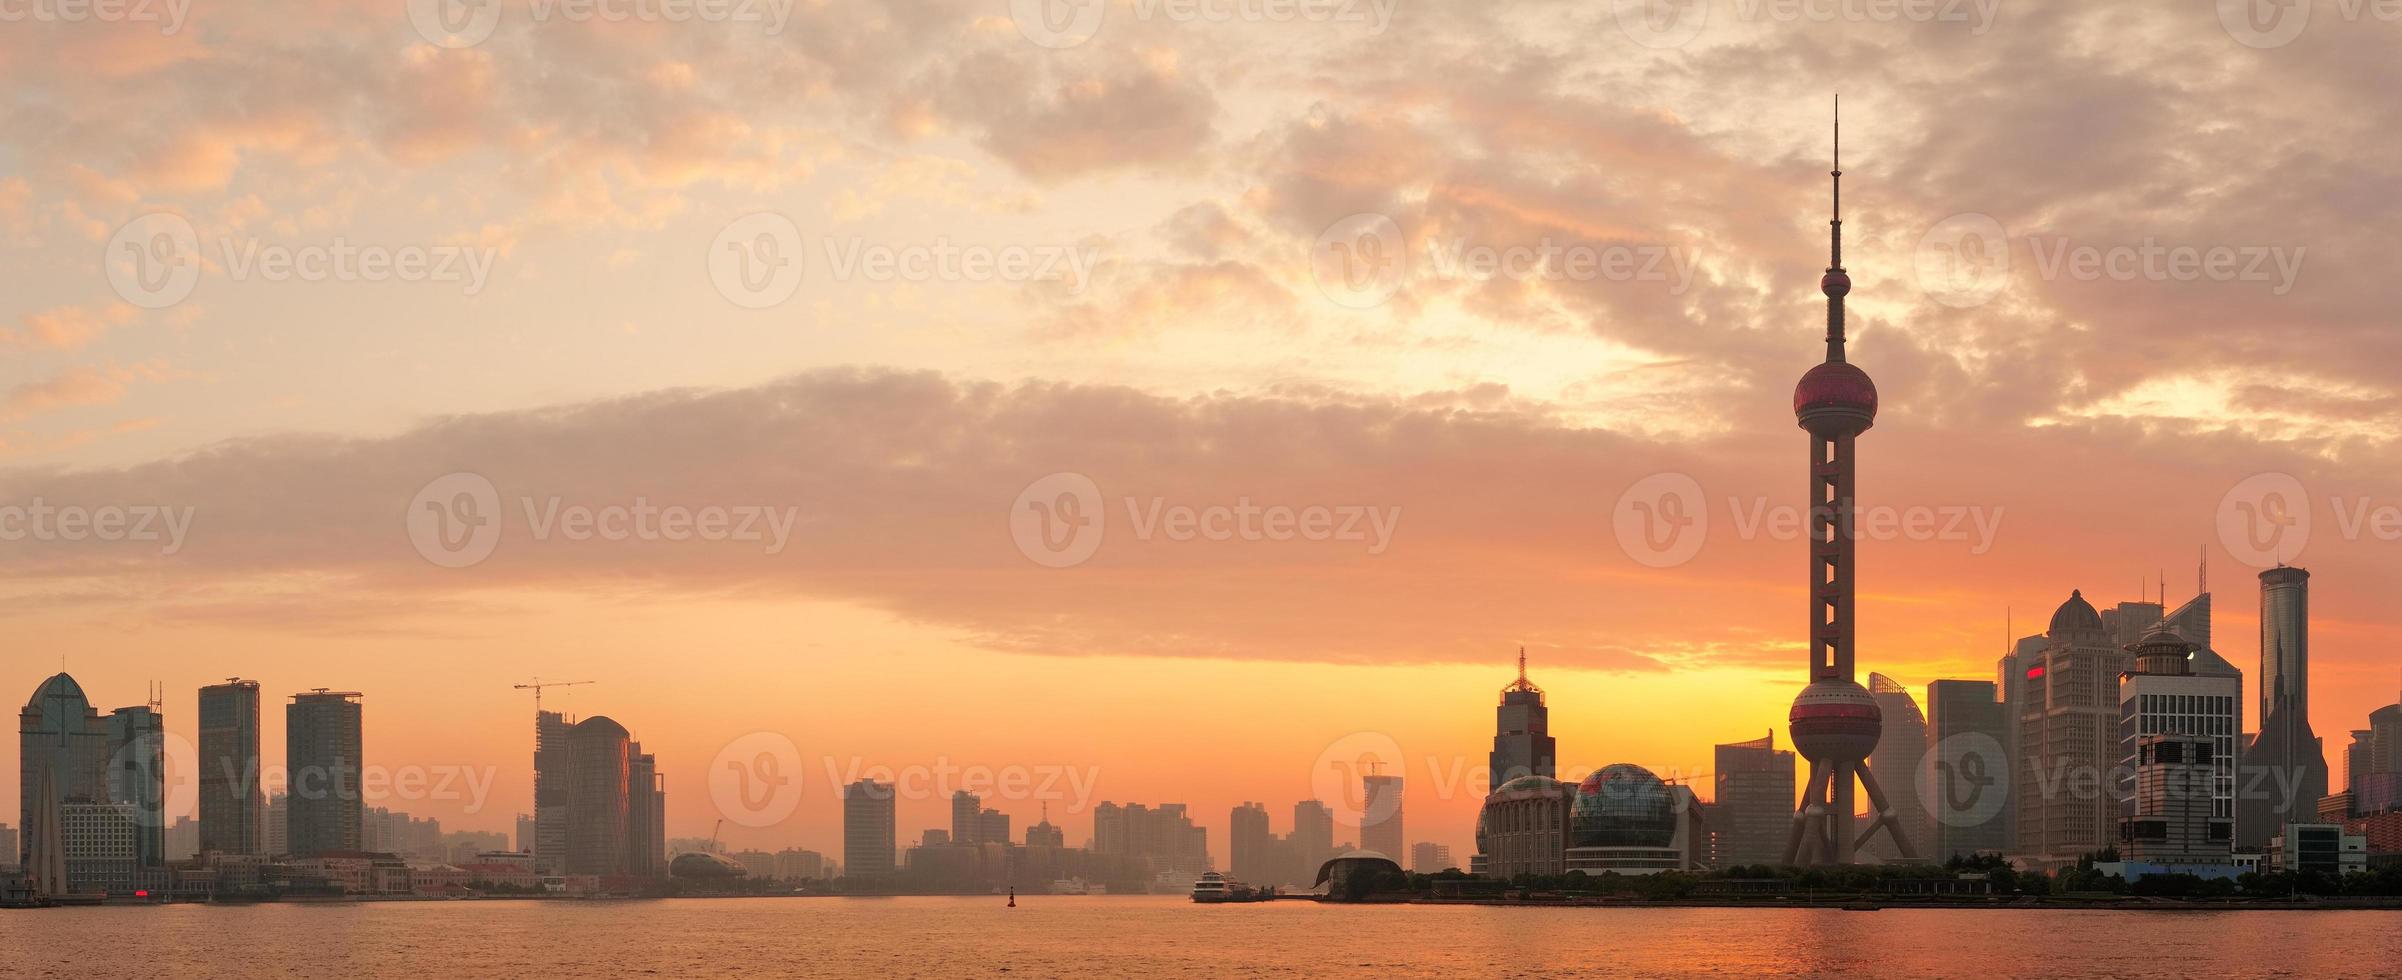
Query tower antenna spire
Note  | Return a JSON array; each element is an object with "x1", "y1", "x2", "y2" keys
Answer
[{"x1": 1821, "y1": 95, "x2": 1849, "y2": 363}]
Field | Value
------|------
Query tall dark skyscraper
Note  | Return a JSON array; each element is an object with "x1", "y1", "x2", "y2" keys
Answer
[
  {"x1": 1488, "y1": 648, "x2": 1557, "y2": 791},
  {"x1": 843, "y1": 779, "x2": 898, "y2": 878},
  {"x1": 2259, "y1": 565, "x2": 2310, "y2": 726},
  {"x1": 952, "y1": 790, "x2": 983, "y2": 845},
  {"x1": 1784, "y1": 104, "x2": 1915, "y2": 865},
  {"x1": 1925, "y1": 679, "x2": 2009, "y2": 861},
  {"x1": 1711, "y1": 731, "x2": 1795, "y2": 867},
  {"x1": 198, "y1": 679, "x2": 264, "y2": 856},
  {"x1": 565, "y1": 716, "x2": 632, "y2": 875},
  {"x1": 285, "y1": 690, "x2": 364, "y2": 858},
  {"x1": 1360, "y1": 772, "x2": 1404, "y2": 859},
  {"x1": 533, "y1": 710, "x2": 571, "y2": 873},
  {"x1": 2239, "y1": 565, "x2": 2327, "y2": 850},
  {"x1": 104, "y1": 700, "x2": 166, "y2": 868}
]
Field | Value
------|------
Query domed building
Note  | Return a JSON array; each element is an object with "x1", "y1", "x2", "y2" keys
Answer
[
  {"x1": 2012, "y1": 590, "x2": 2138, "y2": 871},
  {"x1": 1563, "y1": 765, "x2": 1707, "y2": 875},
  {"x1": 1472, "y1": 775, "x2": 1572, "y2": 880},
  {"x1": 669, "y1": 850, "x2": 750, "y2": 879}
]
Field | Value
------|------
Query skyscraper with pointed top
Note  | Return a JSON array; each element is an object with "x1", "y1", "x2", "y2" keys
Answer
[
  {"x1": 1489, "y1": 647, "x2": 1558, "y2": 792},
  {"x1": 1784, "y1": 99, "x2": 1917, "y2": 865}
]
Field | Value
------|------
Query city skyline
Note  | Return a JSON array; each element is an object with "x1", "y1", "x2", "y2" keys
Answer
[{"x1": 7, "y1": 0, "x2": 2402, "y2": 895}]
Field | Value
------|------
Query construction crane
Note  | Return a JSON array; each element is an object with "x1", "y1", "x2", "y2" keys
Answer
[
  {"x1": 711, "y1": 818, "x2": 726, "y2": 853},
  {"x1": 513, "y1": 677, "x2": 594, "y2": 714}
]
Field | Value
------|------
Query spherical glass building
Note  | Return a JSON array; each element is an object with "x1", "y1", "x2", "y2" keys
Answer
[
  {"x1": 1562, "y1": 764, "x2": 1692, "y2": 875},
  {"x1": 1570, "y1": 765, "x2": 1677, "y2": 850}
]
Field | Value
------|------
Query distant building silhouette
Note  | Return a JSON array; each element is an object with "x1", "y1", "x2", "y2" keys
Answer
[
  {"x1": 1862, "y1": 674, "x2": 1930, "y2": 862},
  {"x1": 843, "y1": 779, "x2": 897, "y2": 878},
  {"x1": 19, "y1": 673, "x2": 107, "y2": 894},
  {"x1": 285, "y1": 690, "x2": 364, "y2": 859},
  {"x1": 1359, "y1": 773, "x2": 1404, "y2": 860},
  {"x1": 104, "y1": 702, "x2": 166, "y2": 869},
  {"x1": 1925, "y1": 679, "x2": 2009, "y2": 861},
  {"x1": 198, "y1": 679, "x2": 264, "y2": 856},
  {"x1": 1711, "y1": 731, "x2": 1794, "y2": 867}
]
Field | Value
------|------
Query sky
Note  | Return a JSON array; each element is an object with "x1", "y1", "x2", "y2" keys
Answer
[{"x1": 4, "y1": 0, "x2": 2401, "y2": 867}]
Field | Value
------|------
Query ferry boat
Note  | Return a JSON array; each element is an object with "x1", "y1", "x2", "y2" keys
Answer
[{"x1": 1190, "y1": 872, "x2": 1237, "y2": 903}]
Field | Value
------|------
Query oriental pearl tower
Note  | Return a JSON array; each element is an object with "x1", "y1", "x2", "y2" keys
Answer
[{"x1": 1781, "y1": 100, "x2": 1917, "y2": 865}]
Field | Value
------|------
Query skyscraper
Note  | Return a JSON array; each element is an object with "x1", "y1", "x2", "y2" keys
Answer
[
  {"x1": 19, "y1": 673, "x2": 108, "y2": 875},
  {"x1": 1359, "y1": 773, "x2": 1404, "y2": 859},
  {"x1": 843, "y1": 779, "x2": 897, "y2": 878},
  {"x1": 104, "y1": 701, "x2": 166, "y2": 868},
  {"x1": 2120, "y1": 734, "x2": 2232, "y2": 866},
  {"x1": 952, "y1": 790, "x2": 983, "y2": 845},
  {"x1": 1489, "y1": 648, "x2": 1556, "y2": 791},
  {"x1": 1783, "y1": 105, "x2": 1915, "y2": 865},
  {"x1": 533, "y1": 710, "x2": 572, "y2": 873},
  {"x1": 1230, "y1": 802, "x2": 1272, "y2": 884},
  {"x1": 285, "y1": 690, "x2": 364, "y2": 859},
  {"x1": 1410, "y1": 841, "x2": 1453, "y2": 873},
  {"x1": 2012, "y1": 591, "x2": 2127, "y2": 869},
  {"x1": 2239, "y1": 565, "x2": 2328, "y2": 850},
  {"x1": 564, "y1": 716, "x2": 631, "y2": 875},
  {"x1": 2118, "y1": 623, "x2": 2239, "y2": 844},
  {"x1": 1863, "y1": 674, "x2": 1931, "y2": 862},
  {"x1": 198, "y1": 679, "x2": 264, "y2": 856},
  {"x1": 1291, "y1": 799, "x2": 1334, "y2": 876},
  {"x1": 2259, "y1": 565, "x2": 2310, "y2": 726},
  {"x1": 1711, "y1": 731, "x2": 1794, "y2": 867},
  {"x1": 628, "y1": 746, "x2": 665, "y2": 878},
  {"x1": 1924, "y1": 679, "x2": 2010, "y2": 861}
]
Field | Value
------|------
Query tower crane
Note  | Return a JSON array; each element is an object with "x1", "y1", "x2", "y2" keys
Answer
[{"x1": 513, "y1": 677, "x2": 595, "y2": 714}]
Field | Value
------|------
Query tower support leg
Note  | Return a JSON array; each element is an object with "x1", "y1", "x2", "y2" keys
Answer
[{"x1": 1852, "y1": 760, "x2": 1918, "y2": 861}]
